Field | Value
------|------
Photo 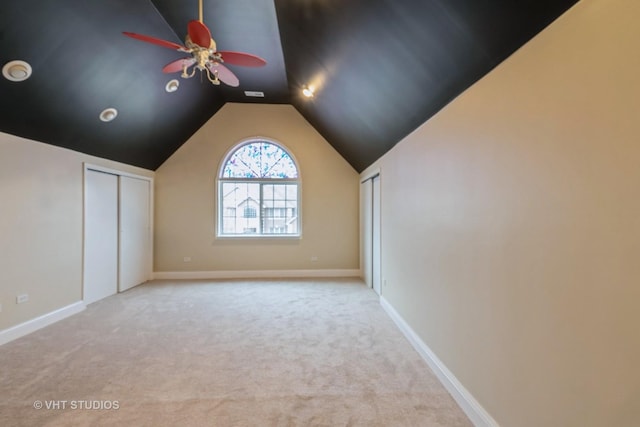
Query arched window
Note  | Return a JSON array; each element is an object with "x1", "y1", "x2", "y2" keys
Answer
[{"x1": 218, "y1": 139, "x2": 300, "y2": 237}]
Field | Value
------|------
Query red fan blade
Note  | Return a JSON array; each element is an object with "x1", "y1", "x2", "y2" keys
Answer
[
  {"x1": 218, "y1": 51, "x2": 267, "y2": 67},
  {"x1": 163, "y1": 57, "x2": 196, "y2": 73},
  {"x1": 188, "y1": 20, "x2": 212, "y2": 48},
  {"x1": 123, "y1": 32, "x2": 184, "y2": 50},
  {"x1": 208, "y1": 62, "x2": 239, "y2": 87}
]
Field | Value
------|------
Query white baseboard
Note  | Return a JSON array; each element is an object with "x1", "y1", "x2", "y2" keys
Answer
[
  {"x1": 0, "y1": 301, "x2": 85, "y2": 346},
  {"x1": 153, "y1": 269, "x2": 361, "y2": 280},
  {"x1": 380, "y1": 296, "x2": 499, "y2": 427}
]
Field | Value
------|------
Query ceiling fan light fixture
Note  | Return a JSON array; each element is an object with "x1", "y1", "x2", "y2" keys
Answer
[
  {"x1": 2, "y1": 60, "x2": 32, "y2": 82},
  {"x1": 165, "y1": 79, "x2": 180, "y2": 93},
  {"x1": 123, "y1": 0, "x2": 266, "y2": 89},
  {"x1": 99, "y1": 108, "x2": 118, "y2": 123}
]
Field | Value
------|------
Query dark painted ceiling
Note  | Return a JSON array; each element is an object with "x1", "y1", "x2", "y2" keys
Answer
[{"x1": 0, "y1": 0, "x2": 578, "y2": 172}]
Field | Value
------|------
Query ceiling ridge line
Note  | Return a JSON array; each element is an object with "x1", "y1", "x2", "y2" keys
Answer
[{"x1": 146, "y1": 0, "x2": 183, "y2": 44}]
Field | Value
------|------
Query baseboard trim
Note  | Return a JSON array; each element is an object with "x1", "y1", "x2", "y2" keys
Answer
[
  {"x1": 0, "y1": 301, "x2": 86, "y2": 346},
  {"x1": 153, "y1": 269, "x2": 361, "y2": 280},
  {"x1": 380, "y1": 296, "x2": 499, "y2": 427}
]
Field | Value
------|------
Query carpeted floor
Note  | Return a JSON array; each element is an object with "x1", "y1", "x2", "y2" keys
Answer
[{"x1": 0, "y1": 279, "x2": 471, "y2": 426}]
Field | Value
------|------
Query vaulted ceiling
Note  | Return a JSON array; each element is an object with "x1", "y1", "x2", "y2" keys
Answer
[{"x1": 0, "y1": 0, "x2": 578, "y2": 172}]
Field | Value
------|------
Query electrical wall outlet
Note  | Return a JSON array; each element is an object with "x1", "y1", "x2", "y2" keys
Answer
[
  {"x1": 16, "y1": 294, "x2": 29, "y2": 304},
  {"x1": 183, "y1": 257, "x2": 192, "y2": 262},
  {"x1": 310, "y1": 256, "x2": 318, "y2": 262},
  {"x1": 0, "y1": 303, "x2": 3, "y2": 312}
]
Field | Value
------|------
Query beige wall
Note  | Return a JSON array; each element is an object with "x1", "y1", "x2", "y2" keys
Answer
[
  {"x1": 154, "y1": 103, "x2": 359, "y2": 273},
  {"x1": 362, "y1": 0, "x2": 640, "y2": 425},
  {"x1": 0, "y1": 132, "x2": 153, "y2": 331}
]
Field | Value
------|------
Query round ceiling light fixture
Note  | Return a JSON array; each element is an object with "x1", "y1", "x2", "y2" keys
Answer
[
  {"x1": 99, "y1": 108, "x2": 118, "y2": 123},
  {"x1": 165, "y1": 79, "x2": 180, "y2": 93},
  {"x1": 2, "y1": 60, "x2": 32, "y2": 82},
  {"x1": 302, "y1": 85, "x2": 314, "y2": 98}
]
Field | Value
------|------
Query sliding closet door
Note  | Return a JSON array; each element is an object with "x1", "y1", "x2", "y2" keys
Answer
[
  {"x1": 361, "y1": 179, "x2": 373, "y2": 288},
  {"x1": 84, "y1": 169, "x2": 118, "y2": 304},
  {"x1": 361, "y1": 173, "x2": 381, "y2": 294},
  {"x1": 119, "y1": 175, "x2": 151, "y2": 292},
  {"x1": 372, "y1": 175, "x2": 381, "y2": 296}
]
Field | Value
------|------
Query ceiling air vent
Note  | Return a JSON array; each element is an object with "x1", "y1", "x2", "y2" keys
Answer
[{"x1": 244, "y1": 91, "x2": 264, "y2": 97}]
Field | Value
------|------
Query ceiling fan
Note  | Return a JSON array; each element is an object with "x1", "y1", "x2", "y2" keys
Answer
[{"x1": 123, "y1": 0, "x2": 266, "y2": 87}]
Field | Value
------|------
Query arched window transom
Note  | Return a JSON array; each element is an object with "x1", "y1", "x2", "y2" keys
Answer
[
  {"x1": 222, "y1": 142, "x2": 298, "y2": 179},
  {"x1": 218, "y1": 140, "x2": 300, "y2": 237}
]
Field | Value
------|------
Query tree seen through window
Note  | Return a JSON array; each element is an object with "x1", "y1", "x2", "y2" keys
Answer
[{"x1": 218, "y1": 140, "x2": 300, "y2": 236}]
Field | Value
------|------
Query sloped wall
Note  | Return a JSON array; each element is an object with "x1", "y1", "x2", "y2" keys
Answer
[{"x1": 362, "y1": 0, "x2": 640, "y2": 425}]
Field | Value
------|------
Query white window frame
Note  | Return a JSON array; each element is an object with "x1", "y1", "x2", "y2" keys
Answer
[{"x1": 216, "y1": 138, "x2": 302, "y2": 238}]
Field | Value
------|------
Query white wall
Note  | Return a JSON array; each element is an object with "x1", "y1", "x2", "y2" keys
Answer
[
  {"x1": 0, "y1": 132, "x2": 153, "y2": 331},
  {"x1": 154, "y1": 103, "x2": 359, "y2": 274},
  {"x1": 362, "y1": 0, "x2": 640, "y2": 425}
]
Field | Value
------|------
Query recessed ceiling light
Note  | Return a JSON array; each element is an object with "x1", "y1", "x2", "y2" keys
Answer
[
  {"x1": 2, "y1": 60, "x2": 32, "y2": 82},
  {"x1": 302, "y1": 86, "x2": 314, "y2": 98},
  {"x1": 244, "y1": 91, "x2": 264, "y2": 97},
  {"x1": 165, "y1": 79, "x2": 179, "y2": 93},
  {"x1": 99, "y1": 108, "x2": 118, "y2": 123}
]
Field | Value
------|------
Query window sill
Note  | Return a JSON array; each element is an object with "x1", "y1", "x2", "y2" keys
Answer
[{"x1": 215, "y1": 234, "x2": 302, "y2": 240}]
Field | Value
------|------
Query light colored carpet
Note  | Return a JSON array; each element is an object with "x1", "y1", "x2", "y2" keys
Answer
[{"x1": 0, "y1": 279, "x2": 471, "y2": 427}]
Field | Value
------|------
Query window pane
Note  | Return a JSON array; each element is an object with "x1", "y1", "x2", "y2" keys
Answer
[
  {"x1": 261, "y1": 182, "x2": 298, "y2": 235},
  {"x1": 274, "y1": 185, "x2": 285, "y2": 199},
  {"x1": 263, "y1": 184, "x2": 273, "y2": 199},
  {"x1": 220, "y1": 182, "x2": 261, "y2": 234},
  {"x1": 286, "y1": 185, "x2": 297, "y2": 199}
]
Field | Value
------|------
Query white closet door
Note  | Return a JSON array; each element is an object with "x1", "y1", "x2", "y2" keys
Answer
[
  {"x1": 119, "y1": 175, "x2": 151, "y2": 292},
  {"x1": 84, "y1": 170, "x2": 118, "y2": 304},
  {"x1": 361, "y1": 179, "x2": 373, "y2": 288},
  {"x1": 372, "y1": 175, "x2": 381, "y2": 296}
]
